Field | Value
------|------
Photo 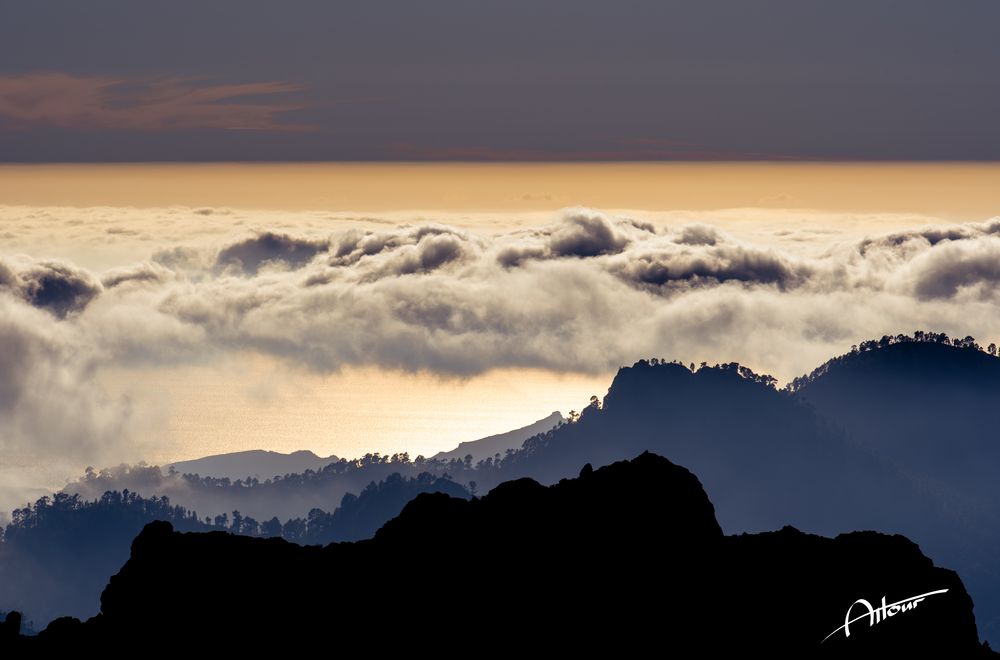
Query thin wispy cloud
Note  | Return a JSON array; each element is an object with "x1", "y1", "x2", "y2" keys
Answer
[
  {"x1": 387, "y1": 142, "x2": 805, "y2": 161},
  {"x1": 0, "y1": 73, "x2": 311, "y2": 132}
]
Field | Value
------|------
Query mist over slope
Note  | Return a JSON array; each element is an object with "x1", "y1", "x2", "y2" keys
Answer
[
  {"x1": 0, "y1": 472, "x2": 466, "y2": 627},
  {"x1": 65, "y1": 412, "x2": 563, "y2": 522}
]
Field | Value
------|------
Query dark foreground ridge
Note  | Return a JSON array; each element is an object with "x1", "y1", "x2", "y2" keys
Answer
[{"x1": 1, "y1": 453, "x2": 992, "y2": 656}]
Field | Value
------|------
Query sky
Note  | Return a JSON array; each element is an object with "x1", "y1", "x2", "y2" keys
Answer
[
  {"x1": 1, "y1": 1, "x2": 1000, "y2": 161},
  {"x1": 1, "y1": 4, "x2": 1000, "y2": 513}
]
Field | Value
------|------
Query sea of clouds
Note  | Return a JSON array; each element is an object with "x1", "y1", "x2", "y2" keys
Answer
[{"x1": 3, "y1": 205, "x2": 1000, "y2": 512}]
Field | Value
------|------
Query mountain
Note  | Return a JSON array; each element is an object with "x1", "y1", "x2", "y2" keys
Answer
[
  {"x1": 0, "y1": 491, "x2": 217, "y2": 632},
  {"x1": 431, "y1": 411, "x2": 564, "y2": 462},
  {"x1": 472, "y1": 345, "x2": 1000, "y2": 644},
  {"x1": 486, "y1": 359, "x2": 904, "y2": 534},
  {"x1": 164, "y1": 449, "x2": 338, "y2": 481},
  {"x1": 0, "y1": 472, "x2": 465, "y2": 628},
  {"x1": 65, "y1": 414, "x2": 560, "y2": 521},
  {"x1": 291, "y1": 472, "x2": 468, "y2": 544},
  {"x1": 794, "y1": 338, "x2": 1000, "y2": 498},
  {"x1": 65, "y1": 455, "x2": 429, "y2": 522},
  {"x1": 5, "y1": 454, "x2": 990, "y2": 655},
  {"x1": 793, "y1": 336, "x2": 1000, "y2": 642},
  {"x1": 21, "y1": 332, "x2": 1000, "y2": 644}
]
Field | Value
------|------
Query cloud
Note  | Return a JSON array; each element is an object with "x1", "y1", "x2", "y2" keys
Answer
[
  {"x1": 101, "y1": 262, "x2": 175, "y2": 289},
  {"x1": 0, "y1": 296, "x2": 136, "y2": 511},
  {"x1": 0, "y1": 258, "x2": 102, "y2": 318},
  {"x1": 548, "y1": 208, "x2": 631, "y2": 257},
  {"x1": 0, "y1": 260, "x2": 16, "y2": 287},
  {"x1": 0, "y1": 73, "x2": 311, "y2": 132},
  {"x1": 32, "y1": 209, "x2": 999, "y2": 378},
  {"x1": 363, "y1": 231, "x2": 470, "y2": 279},
  {"x1": 496, "y1": 208, "x2": 635, "y2": 266},
  {"x1": 6, "y1": 206, "x2": 1000, "y2": 508},
  {"x1": 908, "y1": 237, "x2": 1000, "y2": 300},
  {"x1": 386, "y1": 142, "x2": 806, "y2": 161},
  {"x1": 856, "y1": 220, "x2": 1000, "y2": 256},
  {"x1": 215, "y1": 231, "x2": 329, "y2": 275},
  {"x1": 152, "y1": 246, "x2": 211, "y2": 272},
  {"x1": 7, "y1": 208, "x2": 1000, "y2": 377},
  {"x1": 607, "y1": 244, "x2": 811, "y2": 290},
  {"x1": 675, "y1": 224, "x2": 720, "y2": 246}
]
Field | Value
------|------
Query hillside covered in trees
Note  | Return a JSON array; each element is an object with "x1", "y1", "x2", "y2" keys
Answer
[
  {"x1": 61, "y1": 413, "x2": 562, "y2": 527},
  {"x1": 0, "y1": 473, "x2": 466, "y2": 627}
]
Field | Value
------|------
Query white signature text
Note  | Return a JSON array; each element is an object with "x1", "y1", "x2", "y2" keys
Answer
[{"x1": 822, "y1": 589, "x2": 949, "y2": 643}]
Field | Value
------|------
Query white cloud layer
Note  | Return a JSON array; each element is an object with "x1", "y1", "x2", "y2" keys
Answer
[{"x1": 3, "y1": 205, "x2": 1000, "y2": 511}]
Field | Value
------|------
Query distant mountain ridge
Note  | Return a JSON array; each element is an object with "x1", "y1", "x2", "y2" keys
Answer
[
  {"x1": 165, "y1": 449, "x2": 338, "y2": 481},
  {"x1": 157, "y1": 412, "x2": 564, "y2": 482},
  {"x1": 795, "y1": 338, "x2": 1000, "y2": 485},
  {"x1": 431, "y1": 411, "x2": 564, "y2": 462},
  {"x1": 4, "y1": 453, "x2": 990, "y2": 655},
  {"x1": 0, "y1": 471, "x2": 467, "y2": 627},
  {"x1": 484, "y1": 358, "x2": 891, "y2": 533}
]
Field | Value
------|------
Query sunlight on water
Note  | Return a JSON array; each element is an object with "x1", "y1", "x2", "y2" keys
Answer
[{"x1": 100, "y1": 355, "x2": 610, "y2": 464}]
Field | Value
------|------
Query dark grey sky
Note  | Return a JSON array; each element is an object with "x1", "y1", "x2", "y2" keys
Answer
[{"x1": 1, "y1": 0, "x2": 998, "y2": 161}]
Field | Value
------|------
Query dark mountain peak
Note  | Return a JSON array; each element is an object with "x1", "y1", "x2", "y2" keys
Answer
[
  {"x1": 603, "y1": 359, "x2": 692, "y2": 402},
  {"x1": 130, "y1": 518, "x2": 173, "y2": 550},
  {"x1": 792, "y1": 332, "x2": 1000, "y2": 476},
  {"x1": 478, "y1": 475, "x2": 548, "y2": 501},
  {"x1": 792, "y1": 332, "x2": 1000, "y2": 394},
  {"x1": 376, "y1": 451, "x2": 722, "y2": 545},
  {"x1": 837, "y1": 340, "x2": 996, "y2": 378},
  {"x1": 832, "y1": 529, "x2": 931, "y2": 566},
  {"x1": 734, "y1": 525, "x2": 930, "y2": 568},
  {"x1": 10, "y1": 453, "x2": 990, "y2": 655},
  {"x1": 601, "y1": 358, "x2": 779, "y2": 414}
]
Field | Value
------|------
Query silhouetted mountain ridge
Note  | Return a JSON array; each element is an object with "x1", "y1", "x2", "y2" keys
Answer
[
  {"x1": 5, "y1": 453, "x2": 991, "y2": 655},
  {"x1": 65, "y1": 412, "x2": 566, "y2": 523},
  {"x1": 796, "y1": 340, "x2": 1000, "y2": 472},
  {"x1": 491, "y1": 357, "x2": 887, "y2": 534},
  {"x1": 0, "y1": 472, "x2": 466, "y2": 626},
  {"x1": 789, "y1": 336, "x2": 1000, "y2": 642},
  {"x1": 477, "y1": 336, "x2": 1000, "y2": 644},
  {"x1": 6, "y1": 331, "x2": 1000, "y2": 645}
]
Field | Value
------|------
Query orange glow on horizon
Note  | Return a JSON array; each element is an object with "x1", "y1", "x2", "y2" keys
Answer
[{"x1": 0, "y1": 162, "x2": 999, "y2": 220}]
